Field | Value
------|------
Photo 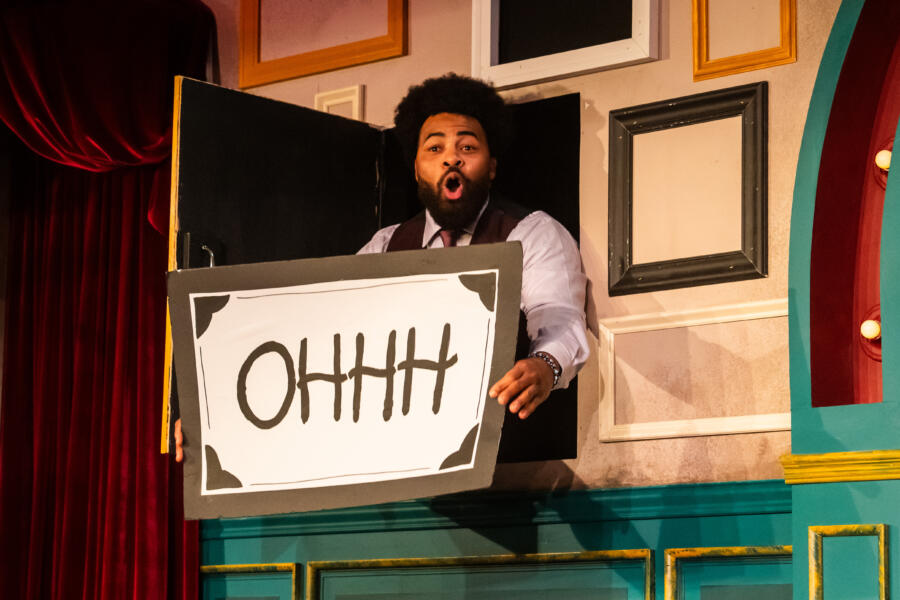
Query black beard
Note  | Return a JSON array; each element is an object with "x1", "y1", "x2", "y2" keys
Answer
[{"x1": 417, "y1": 169, "x2": 492, "y2": 231}]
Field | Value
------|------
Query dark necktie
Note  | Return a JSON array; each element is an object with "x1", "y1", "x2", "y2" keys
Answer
[{"x1": 439, "y1": 229, "x2": 460, "y2": 248}]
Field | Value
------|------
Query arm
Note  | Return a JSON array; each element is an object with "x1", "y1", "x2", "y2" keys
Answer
[{"x1": 489, "y1": 212, "x2": 589, "y2": 418}]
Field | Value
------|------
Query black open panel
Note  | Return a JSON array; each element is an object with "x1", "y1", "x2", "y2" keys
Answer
[{"x1": 174, "y1": 78, "x2": 580, "y2": 463}]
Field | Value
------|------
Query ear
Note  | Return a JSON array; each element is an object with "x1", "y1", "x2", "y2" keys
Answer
[
  {"x1": 414, "y1": 158, "x2": 420, "y2": 182},
  {"x1": 489, "y1": 157, "x2": 497, "y2": 180}
]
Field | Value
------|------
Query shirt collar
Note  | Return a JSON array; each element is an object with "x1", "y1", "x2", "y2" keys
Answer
[{"x1": 422, "y1": 198, "x2": 490, "y2": 248}]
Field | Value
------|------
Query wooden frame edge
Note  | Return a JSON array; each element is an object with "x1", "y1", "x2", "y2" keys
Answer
[
  {"x1": 306, "y1": 549, "x2": 655, "y2": 600},
  {"x1": 808, "y1": 524, "x2": 887, "y2": 600},
  {"x1": 239, "y1": 0, "x2": 407, "y2": 89},
  {"x1": 161, "y1": 76, "x2": 184, "y2": 454},
  {"x1": 598, "y1": 299, "x2": 789, "y2": 442},
  {"x1": 664, "y1": 545, "x2": 792, "y2": 600},
  {"x1": 201, "y1": 562, "x2": 301, "y2": 600},
  {"x1": 608, "y1": 82, "x2": 768, "y2": 296},
  {"x1": 692, "y1": 0, "x2": 796, "y2": 81},
  {"x1": 781, "y1": 450, "x2": 900, "y2": 484}
]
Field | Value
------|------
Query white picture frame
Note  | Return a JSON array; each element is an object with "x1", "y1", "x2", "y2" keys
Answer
[
  {"x1": 314, "y1": 84, "x2": 365, "y2": 120},
  {"x1": 471, "y1": 0, "x2": 659, "y2": 89},
  {"x1": 597, "y1": 298, "x2": 791, "y2": 442}
]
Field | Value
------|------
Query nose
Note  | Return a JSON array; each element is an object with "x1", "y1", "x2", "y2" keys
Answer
[{"x1": 442, "y1": 150, "x2": 462, "y2": 168}]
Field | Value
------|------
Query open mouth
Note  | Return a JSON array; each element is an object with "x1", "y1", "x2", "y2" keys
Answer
[{"x1": 442, "y1": 173, "x2": 463, "y2": 199}]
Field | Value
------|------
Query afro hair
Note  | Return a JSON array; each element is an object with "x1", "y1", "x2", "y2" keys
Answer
[{"x1": 392, "y1": 73, "x2": 512, "y2": 170}]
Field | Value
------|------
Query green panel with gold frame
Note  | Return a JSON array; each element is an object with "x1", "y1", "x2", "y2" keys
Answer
[
  {"x1": 201, "y1": 563, "x2": 301, "y2": 600},
  {"x1": 808, "y1": 524, "x2": 888, "y2": 600},
  {"x1": 664, "y1": 546, "x2": 792, "y2": 600},
  {"x1": 306, "y1": 550, "x2": 653, "y2": 600}
]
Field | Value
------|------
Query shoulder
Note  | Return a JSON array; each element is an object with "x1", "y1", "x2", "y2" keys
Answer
[
  {"x1": 509, "y1": 210, "x2": 575, "y2": 243},
  {"x1": 357, "y1": 223, "x2": 401, "y2": 254}
]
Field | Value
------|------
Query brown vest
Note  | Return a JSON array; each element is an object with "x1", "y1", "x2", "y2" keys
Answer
[{"x1": 386, "y1": 199, "x2": 538, "y2": 460}]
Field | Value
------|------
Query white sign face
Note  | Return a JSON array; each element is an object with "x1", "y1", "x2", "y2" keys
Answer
[
  {"x1": 168, "y1": 244, "x2": 522, "y2": 518},
  {"x1": 192, "y1": 271, "x2": 496, "y2": 494}
]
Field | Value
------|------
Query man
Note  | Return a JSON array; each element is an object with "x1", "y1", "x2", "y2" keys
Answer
[
  {"x1": 174, "y1": 73, "x2": 588, "y2": 462},
  {"x1": 359, "y1": 73, "x2": 589, "y2": 423}
]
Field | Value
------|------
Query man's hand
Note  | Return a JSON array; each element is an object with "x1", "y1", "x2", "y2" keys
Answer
[
  {"x1": 174, "y1": 418, "x2": 184, "y2": 463},
  {"x1": 489, "y1": 357, "x2": 554, "y2": 419}
]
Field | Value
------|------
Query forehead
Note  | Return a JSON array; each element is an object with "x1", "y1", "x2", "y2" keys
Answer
[{"x1": 417, "y1": 113, "x2": 487, "y2": 143}]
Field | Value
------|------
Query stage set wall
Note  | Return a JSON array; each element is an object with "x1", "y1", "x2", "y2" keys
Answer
[{"x1": 196, "y1": 1, "x2": 900, "y2": 598}]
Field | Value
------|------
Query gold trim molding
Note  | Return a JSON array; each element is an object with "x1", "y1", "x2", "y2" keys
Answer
[
  {"x1": 306, "y1": 549, "x2": 654, "y2": 600},
  {"x1": 691, "y1": 0, "x2": 796, "y2": 81},
  {"x1": 781, "y1": 450, "x2": 900, "y2": 484},
  {"x1": 808, "y1": 524, "x2": 887, "y2": 600},
  {"x1": 201, "y1": 562, "x2": 300, "y2": 600},
  {"x1": 664, "y1": 545, "x2": 792, "y2": 600}
]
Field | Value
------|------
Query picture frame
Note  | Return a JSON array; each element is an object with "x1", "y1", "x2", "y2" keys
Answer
[
  {"x1": 471, "y1": 0, "x2": 658, "y2": 89},
  {"x1": 608, "y1": 82, "x2": 768, "y2": 296},
  {"x1": 808, "y1": 524, "x2": 887, "y2": 600},
  {"x1": 597, "y1": 299, "x2": 790, "y2": 442},
  {"x1": 238, "y1": 0, "x2": 407, "y2": 88},
  {"x1": 314, "y1": 85, "x2": 365, "y2": 121},
  {"x1": 307, "y1": 550, "x2": 654, "y2": 600},
  {"x1": 664, "y1": 545, "x2": 792, "y2": 600},
  {"x1": 692, "y1": 0, "x2": 796, "y2": 81}
]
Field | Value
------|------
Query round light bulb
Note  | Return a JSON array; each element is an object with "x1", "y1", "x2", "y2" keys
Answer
[
  {"x1": 860, "y1": 319, "x2": 881, "y2": 340},
  {"x1": 875, "y1": 149, "x2": 891, "y2": 171}
]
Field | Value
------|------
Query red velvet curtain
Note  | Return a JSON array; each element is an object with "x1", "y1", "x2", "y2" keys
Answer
[{"x1": 0, "y1": 2, "x2": 214, "y2": 598}]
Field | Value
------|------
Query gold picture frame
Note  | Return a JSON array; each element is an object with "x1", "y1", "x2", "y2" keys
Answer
[
  {"x1": 664, "y1": 545, "x2": 792, "y2": 600},
  {"x1": 808, "y1": 524, "x2": 888, "y2": 600},
  {"x1": 201, "y1": 562, "x2": 301, "y2": 600},
  {"x1": 691, "y1": 0, "x2": 796, "y2": 81},
  {"x1": 306, "y1": 549, "x2": 654, "y2": 600},
  {"x1": 238, "y1": 0, "x2": 407, "y2": 88}
]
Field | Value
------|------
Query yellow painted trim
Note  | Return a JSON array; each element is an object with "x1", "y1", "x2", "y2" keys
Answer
[
  {"x1": 808, "y1": 524, "x2": 888, "y2": 600},
  {"x1": 160, "y1": 76, "x2": 183, "y2": 454},
  {"x1": 780, "y1": 450, "x2": 900, "y2": 484},
  {"x1": 692, "y1": 0, "x2": 797, "y2": 81},
  {"x1": 306, "y1": 549, "x2": 654, "y2": 600},
  {"x1": 663, "y1": 545, "x2": 792, "y2": 600},
  {"x1": 201, "y1": 562, "x2": 300, "y2": 599}
]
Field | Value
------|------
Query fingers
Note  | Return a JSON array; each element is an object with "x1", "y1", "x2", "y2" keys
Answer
[
  {"x1": 489, "y1": 358, "x2": 554, "y2": 419},
  {"x1": 174, "y1": 418, "x2": 184, "y2": 463}
]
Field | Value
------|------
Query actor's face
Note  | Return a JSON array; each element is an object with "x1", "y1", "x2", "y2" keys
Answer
[{"x1": 414, "y1": 112, "x2": 497, "y2": 230}]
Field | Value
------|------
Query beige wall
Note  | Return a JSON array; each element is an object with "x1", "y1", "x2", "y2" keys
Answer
[{"x1": 204, "y1": 0, "x2": 843, "y2": 490}]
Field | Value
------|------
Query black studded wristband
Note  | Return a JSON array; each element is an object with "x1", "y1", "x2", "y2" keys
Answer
[{"x1": 529, "y1": 351, "x2": 561, "y2": 388}]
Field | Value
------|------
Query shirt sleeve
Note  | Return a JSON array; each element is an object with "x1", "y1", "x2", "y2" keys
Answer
[
  {"x1": 507, "y1": 211, "x2": 589, "y2": 389},
  {"x1": 357, "y1": 224, "x2": 400, "y2": 254}
]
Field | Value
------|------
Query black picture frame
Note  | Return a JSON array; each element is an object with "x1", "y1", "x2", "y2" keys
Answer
[{"x1": 608, "y1": 81, "x2": 768, "y2": 296}]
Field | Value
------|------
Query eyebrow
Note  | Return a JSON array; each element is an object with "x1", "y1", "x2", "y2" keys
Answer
[{"x1": 422, "y1": 130, "x2": 481, "y2": 144}]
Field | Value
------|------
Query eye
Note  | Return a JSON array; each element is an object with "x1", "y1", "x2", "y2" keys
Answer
[{"x1": 425, "y1": 144, "x2": 441, "y2": 152}]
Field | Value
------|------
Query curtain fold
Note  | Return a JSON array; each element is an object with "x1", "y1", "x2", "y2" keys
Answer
[{"x1": 0, "y1": 2, "x2": 212, "y2": 598}]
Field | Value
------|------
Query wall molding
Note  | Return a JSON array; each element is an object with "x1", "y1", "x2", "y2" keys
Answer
[
  {"x1": 598, "y1": 299, "x2": 790, "y2": 442},
  {"x1": 808, "y1": 524, "x2": 887, "y2": 600},
  {"x1": 781, "y1": 449, "x2": 900, "y2": 484},
  {"x1": 201, "y1": 480, "x2": 791, "y2": 542},
  {"x1": 664, "y1": 545, "x2": 792, "y2": 600},
  {"x1": 307, "y1": 549, "x2": 653, "y2": 600}
]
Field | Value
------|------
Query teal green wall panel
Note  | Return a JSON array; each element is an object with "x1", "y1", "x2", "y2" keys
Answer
[
  {"x1": 879, "y1": 114, "x2": 900, "y2": 409},
  {"x1": 318, "y1": 562, "x2": 642, "y2": 600},
  {"x1": 823, "y1": 535, "x2": 880, "y2": 600},
  {"x1": 681, "y1": 558, "x2": 792, "y2": 600},
  {"x1": 203, "y1": 571, "x2": 292, "y2": 600},
  {"x1": 201, "y1": 481, "x2": 792, "y2": 600},
  {"x1": 792, "y1": 480, "x2": 900, "y2": 600}
]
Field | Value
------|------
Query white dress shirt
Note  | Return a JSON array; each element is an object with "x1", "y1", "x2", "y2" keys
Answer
[{"x1": 358, "y1": 203, "x2": 590, "y2": 389}]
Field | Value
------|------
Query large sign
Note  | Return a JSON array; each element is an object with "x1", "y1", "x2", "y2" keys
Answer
[{"x1": 167, "y1": 243, "x2": 522, "y2": 518}]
